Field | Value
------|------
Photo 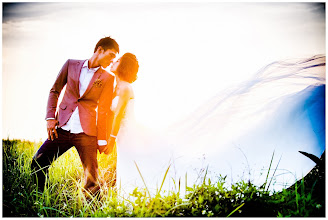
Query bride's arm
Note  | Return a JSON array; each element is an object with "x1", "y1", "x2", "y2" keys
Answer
[
  {"x1": 111, "y1": 87, "x2": 132, "y2": 136},
  {"x1": 104, "y1": 86, "x2": 133, "y2": 154}
]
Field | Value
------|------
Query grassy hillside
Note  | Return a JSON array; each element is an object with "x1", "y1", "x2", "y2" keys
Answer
[{"x1": 2, "y1": 139, "x2": 325, "y2": 217}]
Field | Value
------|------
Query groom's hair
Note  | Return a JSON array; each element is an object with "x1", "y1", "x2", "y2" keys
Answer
[
  {"x1": 116, "y1": 53, "x2": 139, "y2": 83},
  {"x1": 94, "y1": 36, "x2": 120, "y2": 53}
]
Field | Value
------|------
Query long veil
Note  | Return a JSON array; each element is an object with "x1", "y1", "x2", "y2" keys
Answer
[
  {"x1": 116, "y1": 55, "x2": 325, "y2": 195},
  {"x1": 167, "y1": 55, "x2": 325, "y2": 192}
]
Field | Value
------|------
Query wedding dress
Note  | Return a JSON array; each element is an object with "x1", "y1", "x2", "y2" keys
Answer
[
  {"x1": 112, "y1": 96, "x2": 176, "y2": 196},
  {"x1": 112, "y1": 55, "x2": 325, "y2": 196}
]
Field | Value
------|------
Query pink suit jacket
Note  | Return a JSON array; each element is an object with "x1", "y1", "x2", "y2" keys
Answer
[{"x1": 46, "y1": 59, "x2": 114, "y2": 142}]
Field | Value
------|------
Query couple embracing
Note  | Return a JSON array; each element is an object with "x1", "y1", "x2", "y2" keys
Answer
[{"x1": 31, "y1": 36, "x2": 139, "y2": 195}]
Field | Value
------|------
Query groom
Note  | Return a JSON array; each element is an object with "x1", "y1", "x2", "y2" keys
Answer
[{"x1": 31, "y1": 36, "x2": 119, "y2": 194}]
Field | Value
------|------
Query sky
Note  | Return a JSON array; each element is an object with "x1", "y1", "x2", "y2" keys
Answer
[{"x1": 2, "y1": 2, "x2": 326, "y2": 141}]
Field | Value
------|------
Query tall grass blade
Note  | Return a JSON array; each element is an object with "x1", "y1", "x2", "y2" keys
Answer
[
  {"x1": 203, "y1": 165, "x2": 209, "y2": 185},
  {"x1": 262, "y1": 150, "x2": 275, "y2": 190},
  {"x1": 134, "y1": 161, "x2": 151, "y2": 199},
  {"x1": 295, "y1": 182, "x2": 299, "y2": 214},
  {"x1": 236, "y1": 147, "x2": 251, "y2": 179},
  {"x1": 171, "y1": 177, "x2": 176, "y2": 192},
  {"x1": 266, "y1": 155, "x2": 282, "y2": 192},
  {"x1": 178, "y1": 177, "x2": 181, "y2": 195},
  {"x1": 157, "y1": 164, "x2": 171, "y2": 195},
  {"x1": 185, "y1": 172, "x2": 187, "y2": 193},
  {"x1": 147, "y1": 165, "x2": 171, "y2": 216},
  {"x1": 227, "y1": 203, "x2": 245, "y2": 217}
]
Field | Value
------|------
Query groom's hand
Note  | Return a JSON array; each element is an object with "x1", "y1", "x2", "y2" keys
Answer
[
  {"x1": 98, "y1": 144, "x2": 107, "y2": 154},
  {"x1": 47, "y1": 119, "x2": 58, "y2": 141}
]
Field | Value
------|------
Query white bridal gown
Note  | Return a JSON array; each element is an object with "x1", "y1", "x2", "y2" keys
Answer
[
  {"x1": 113, "y1": 55, "x2": 325, "y2": 196},
  {"x1": 112, "y1": 96, "x2": 175, "y2": 196}
]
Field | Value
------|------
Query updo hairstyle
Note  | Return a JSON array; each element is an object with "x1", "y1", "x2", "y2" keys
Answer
[{"x1": 116, "y1": 53, "x2": 139, "y2": 83}]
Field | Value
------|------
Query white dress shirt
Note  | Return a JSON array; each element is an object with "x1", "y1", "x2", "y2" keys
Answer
[{"x1": 60, "y1": 60, "x2": 107, "y2": 146}]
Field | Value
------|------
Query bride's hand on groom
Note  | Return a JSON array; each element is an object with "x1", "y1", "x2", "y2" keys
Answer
[{"x1": 104, "y1": 137, "x2": 116, "y2": 155}]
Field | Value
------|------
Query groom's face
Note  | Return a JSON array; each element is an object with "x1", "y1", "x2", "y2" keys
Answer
[{"x1": 98, "y1": 48, "x2": 117, "y2": 68}]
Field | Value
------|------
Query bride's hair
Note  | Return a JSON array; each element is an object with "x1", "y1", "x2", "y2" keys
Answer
[{"x1": 116, "y1": 53, "x2": 139, "y2": 83}]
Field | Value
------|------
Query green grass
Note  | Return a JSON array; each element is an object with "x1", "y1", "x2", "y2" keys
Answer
[{"x1": 2, "y1": 139, "x2": 325, "y2": 217}]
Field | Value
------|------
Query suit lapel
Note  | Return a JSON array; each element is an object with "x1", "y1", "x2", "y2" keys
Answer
[
  {"x1": 80, "y1": 68, "x2": 102, "y2": 98},
  {"x1": 75, "y1": 60, "x2": 86, "y2": 94}
]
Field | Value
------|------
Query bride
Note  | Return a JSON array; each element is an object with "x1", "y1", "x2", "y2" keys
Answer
[
  {"x1": 101, "y1": 54, "x2": 325, "y2": 196},
  {"x1": 102, "y1": 52, "x2": 146, "y2": 194},
  {"x1": 102, "y1": 52, "x2": 176, "y2": 196},
  {"x1": 104, "y1": 52, "x2": 138, "y2": 155}
]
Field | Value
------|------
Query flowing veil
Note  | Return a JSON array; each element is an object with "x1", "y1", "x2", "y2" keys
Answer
[{"x1": 115, "y1": 55, "x2": 325, "y2": 195}]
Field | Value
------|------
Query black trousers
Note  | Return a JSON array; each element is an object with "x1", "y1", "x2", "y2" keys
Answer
[{"x1": 31, "y1": 128, "x2": 99, "y2": 193}]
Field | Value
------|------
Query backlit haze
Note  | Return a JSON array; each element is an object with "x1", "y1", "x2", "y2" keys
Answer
[{"x1": 2, "y1": 2, "x2": 325, "y2": 141}]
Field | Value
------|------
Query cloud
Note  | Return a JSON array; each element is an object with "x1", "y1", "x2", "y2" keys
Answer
[
  {"x1": 2, "y1": 2, "x2": 77, "y2": 23},
  {"x1": 310, "y1": 3, "x2": 325, "y2": 17}
]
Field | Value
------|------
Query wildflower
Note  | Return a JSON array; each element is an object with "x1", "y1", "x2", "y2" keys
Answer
[
  {"x1": 202, "y1": 210, "x2": 206, "y2": 215},
  {"x1": 316, "y1": 204, "x2": 322, "y2": 209}
]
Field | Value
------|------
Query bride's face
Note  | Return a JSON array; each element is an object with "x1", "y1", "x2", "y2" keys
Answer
[{"x1": 110, "y1": 58, "x2": 121, "y2": 73}]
